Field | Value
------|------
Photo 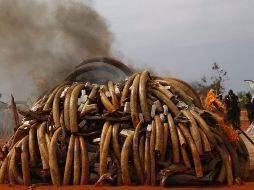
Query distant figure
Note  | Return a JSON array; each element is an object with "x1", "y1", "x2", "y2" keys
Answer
[
  {"x1": 244, "y1": 80, "x2": 254, "y2": 96},
  {"x1": 205, "y1": 89, "x2": 225, "y2": 113},
  {"x1": 245, "y1": 93, "x2": 254, "y2": 124},
  {"x1": 224, "y1": 90, "x2": 241, "y2": 128}
]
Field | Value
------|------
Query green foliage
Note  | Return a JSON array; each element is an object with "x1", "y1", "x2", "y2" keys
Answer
[
  {"x1": 237, "y1": 91, "x2": 252, "y2": 109},
  {"x1": 191, "y1": 62, "x2": 229, "y2": 95}
]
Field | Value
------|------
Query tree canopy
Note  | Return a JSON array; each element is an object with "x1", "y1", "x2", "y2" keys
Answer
[{"x1": 191, "y1": 62, "x2": 229, "y2": 96}]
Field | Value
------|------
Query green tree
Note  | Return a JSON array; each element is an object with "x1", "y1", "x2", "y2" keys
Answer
[
  {"x1": 237, "y1": 91, "x2": 251, "y2": 109},
  {"x1": 191, "y1": 62, "x2": 229, "y2": 96}
]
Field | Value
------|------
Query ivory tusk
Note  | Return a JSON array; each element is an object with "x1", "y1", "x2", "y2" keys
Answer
[
  {"x1": 178, "y1": 123, "x2": 203, "y2": 177},
  {"x1": 69, "y1": 84, "x2": 85, "y2": 133},
  {"x1": 37, "y1": 122, "x2": 49, "y2": 170},
  {"x1": 121, "y1": 132, "x2": 134, "y2": 185},
  {"x1": 139, "y1": 71, "x2": 151, "y2": 122},
  {"x1": 120, "y1": 73, "x2": 137, "y2": 107},
  {"x1": 53, "y1": 85, "x2": 68, "y2": 129},
  {"x1": 63, "y1": 134, "x2": 75, "y2": 186},
  {"x1": 79, "y1": 136, "x2": 89, "y2": 185},
  {"x1": 130, "y1": 74, "x2": 141, "y2": 128},
  {"x1": 99, "y1": 125, "x2": 112, "y2": 176},
  {"x1": 151, "y1": 89, "x2": 180, "y2": 116},
  {"x1": 181, "y1": 110, "x2": 203, "y2": 155},
  {"x1": 150, "y1": 121, "x2": 156, "y2": 186},
  {"x1": 21, "y1": 136, "x2": 31, "y2": 185},
  {"x1": 108, "y1": 80, "x2": 120, "y2": 109},
  {"x1": 49, "y1": 127, "x2": 62, "y2": 186},
  {"x1": 112, "y1": 123, "x2": 121, "y2": 162},
  {"x1": 167, "y1": 114, "x2": 180, "y2": 163},
  {"x1": 73, "y1": 137, "x2": 81, "y2": 185},
  {"x1": 133, "y1": 122, "x2": 145, "y2": 184}
]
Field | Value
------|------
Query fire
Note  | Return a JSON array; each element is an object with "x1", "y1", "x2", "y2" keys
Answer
[
  {"x1": 210, "y1": 111, "x2": 240, "y2": 142},
  {"x1": 204, "y1": 90, "x2": 239, "y2": 142},
  {"x1": 219, "y1": 120, "x2": 240, "y2": 142},
  {"x1": 205, "y1": 89, "x2": 225, "y2": 113}
]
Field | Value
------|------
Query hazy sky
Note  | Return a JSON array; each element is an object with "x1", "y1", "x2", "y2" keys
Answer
[
  {"x1": 1, "y1": 0, "x2": 254, "y2": 102},
  {"x1": 95, "y1": 0, "x2": 254, "y2": 93}
]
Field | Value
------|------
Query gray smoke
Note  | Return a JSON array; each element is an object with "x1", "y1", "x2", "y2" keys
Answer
[{"x1": 0, "y1": 0, "x2": 112, "y2": 101}]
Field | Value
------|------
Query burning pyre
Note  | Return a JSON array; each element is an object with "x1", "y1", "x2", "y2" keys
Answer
[{"x1": 0, "y1": 59, "x2": 250, "y2": 187}]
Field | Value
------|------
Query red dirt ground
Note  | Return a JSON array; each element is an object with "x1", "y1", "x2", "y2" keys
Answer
[
  {"x1": 0, "y1": 183, "x2": 253, "y2": 190},
  {"x1": 0, "y1": 111, "x2": 253, "y2": 189}
]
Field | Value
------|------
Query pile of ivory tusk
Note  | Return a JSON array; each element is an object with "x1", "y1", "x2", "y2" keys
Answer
[{"x1": 0, "y1": 71, "x2": 250, "y2": 187}]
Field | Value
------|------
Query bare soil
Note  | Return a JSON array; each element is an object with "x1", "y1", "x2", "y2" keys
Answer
[{"x1": 0, "y1": 183, "x2": 254, "y2": 190}]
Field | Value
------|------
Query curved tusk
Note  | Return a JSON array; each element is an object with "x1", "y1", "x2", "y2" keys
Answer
[
  {"x1": 133, "y1": 121, "x2": 144, "y2": 184},
  {"x1": 112, "y1": 123, "x2": 121, "y2": 162},
  {"x1": 63, "y1": 134, "x2": 75, "y2": 186},
  {"x1": 181, "y1": 110, "x2": 203, "y2": 155},
  {"x1": 167, "y1": 114, "x2": 180, "y2": 163},
  {"x1": 178, "y1": 123, "x2": 203, "y2": 177},
  {"x1": 150, "y1": 121, "x2": 156, "y2": 186},
  {"x1": 108, "y1": 80, "x2": 120, "y2": 109},
  {"x1": 79, "y1": 136, "x2": 89, "y2": 185},
  {"x1": 99, "y1": 125, "x2": 112, "y2": 176},
  {"x1": 130, "y1": 74, "x2": 141, "y2": 128},
  {"x1": 139, "y1": 71, "x2": 151, "y2": 122},
  {"x1": 49, "y1": 127, "x2": 62, "y2": 186},
  {"x1": 121, "y1": 132, "x2": 134, "y2": 185},
  {"x1": 154, "y1": 115, "x2": 164, "y2": 160},
  {"x1": 21, "y1": 136, "x2": 31, "y2": 185},
  {"x1": 120, "y1": 73, "x2": 137, "y2": 107},
  {"x1": 69, "y1": 84, "x2": 85, "y2": 133},
  {"x1": 151, "y1": 89, "x2": 180, "y2": 116},
  {"x1": 37, "y1": 122, "x2": 49, "y2": 170},
  {"x1": 53, "y1": 85, "x2": 68, "y2": 129},
  {"x1": 73, "y1": 136, "x2": 81, "y2": 185}
]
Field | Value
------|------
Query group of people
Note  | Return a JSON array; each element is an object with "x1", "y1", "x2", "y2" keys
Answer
[{"x1": 206, "y1": 89, "x2": 254, "y2": 129}]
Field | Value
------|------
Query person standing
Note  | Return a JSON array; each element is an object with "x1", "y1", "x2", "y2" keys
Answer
[
  {"x1": 245, "y1": 93, "x2": 254, "y2": 124},
  {"x1": 224, "y1": 90, "x2": 241, "y2": 128}
]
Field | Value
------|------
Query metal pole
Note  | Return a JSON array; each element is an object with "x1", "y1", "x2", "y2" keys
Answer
[{"x1": 238, "y1": 128, "x2": 254, "y2": 146}]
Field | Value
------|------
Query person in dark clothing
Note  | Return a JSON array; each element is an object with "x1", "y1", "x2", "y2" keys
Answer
[
  {"x1": 245, "y1": 93, "x2": 254, "y2": 124},
  {"x1": 224, "y1": 90, "x2": 241, "y2": 128}
]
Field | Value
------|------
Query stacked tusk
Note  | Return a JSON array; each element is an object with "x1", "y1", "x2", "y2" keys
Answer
[{"x1": 0, "y1": 70, "x2": 249, "y2": 187}]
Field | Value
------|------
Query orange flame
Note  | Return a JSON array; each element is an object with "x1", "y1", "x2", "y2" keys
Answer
[
  {"x1": 210, "y1": 112, "x2": 240, "y2": 142},
  {"x1": 205, "y1": 90, "x2": 239, "y2": 143},
  {"x1": 219, "y1": 120, "x2": 240, "y2": 142},
  {"x1": 205, "y1": 89, "x2": 225, "y2": 112}
]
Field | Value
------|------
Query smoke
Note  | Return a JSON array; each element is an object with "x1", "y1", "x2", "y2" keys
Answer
[{"x1": 0, "y1": 0, "x2": 112, "y2": 100}]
